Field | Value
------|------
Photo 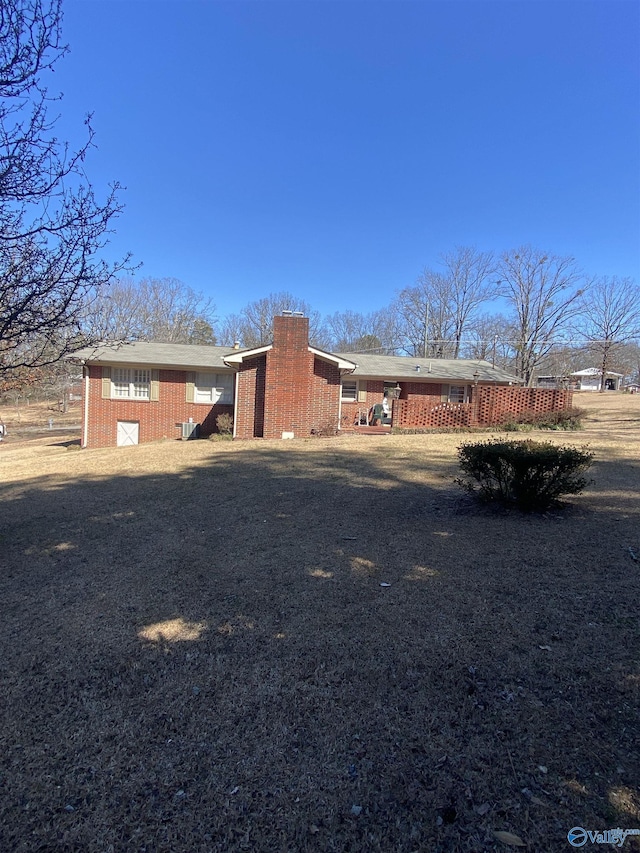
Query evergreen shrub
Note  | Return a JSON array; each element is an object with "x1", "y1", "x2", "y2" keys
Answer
[{"x1": 456, "y1": 439, "x2": 593, "y2": 511}]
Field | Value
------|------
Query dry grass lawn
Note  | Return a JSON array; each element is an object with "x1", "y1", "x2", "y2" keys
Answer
[
  {"x1": 0, "y1": 397, "x2": 82, "y2": 438},
  {"x1": 0, "y1": 393, "x2": 639, "y2": 852}
]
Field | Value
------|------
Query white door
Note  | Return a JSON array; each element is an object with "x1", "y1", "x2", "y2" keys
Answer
[{"x1": 117, "y1": 421, "x2": 139, "y2": 446}]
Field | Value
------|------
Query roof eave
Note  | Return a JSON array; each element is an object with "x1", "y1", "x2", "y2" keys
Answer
[
  {"x1": 350, "y1": 371, "x2": 522, "y2": 384},
  {"x1": 308, "y1": 346, "x2": 357, "y2": 370},
  {"x1": 84, "y1": 358, "x2": 234, "y2": 372},
  {"x1": 223, "y1": 344, "x2": 273, "y2": 365}
]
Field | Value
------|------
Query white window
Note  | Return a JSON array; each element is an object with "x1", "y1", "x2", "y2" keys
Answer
[
  {"x1": 195, "y1": 372, "x2": 233, "y2": 404},
  {"x1": 341, "y1": 379, "x2": 358, "y2": 401},
  {"x1": 447, "y1": 385, "x2": 468, "y2": 404},
  {"x1": 112, "y1": 368, "x2": 150, "y2": 400}
]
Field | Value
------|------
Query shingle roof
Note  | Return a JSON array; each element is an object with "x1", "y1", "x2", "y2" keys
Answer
[
  {"x1": 335, "y1": 352, "x2": 521, "y2": 384},
  {"x1": 69, "y1": 341, "x2": 234, "y2": 370},
  {"x1": 70, "y1": 340, "x2": 521, "y2": 384},
  {"x1": 571, "y1": 367, "x2": 624, "y2": 377}
]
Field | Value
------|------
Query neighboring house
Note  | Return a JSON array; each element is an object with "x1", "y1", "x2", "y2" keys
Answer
[
  {"x1": 623, "y1": 383, "x2": 639, "y2": 394},
  {"x1": 536, "y1": 375, "x2": 579, "y2": 390},
  {"x1": 538, "y1": 368, "x2": 625, "y2": 392},
  {"x1": 71, "y1": 314, "x2": 570, "y2": 448},
  {"x1": 570, "y1": 368, "x2": 624, "y2": 392}
]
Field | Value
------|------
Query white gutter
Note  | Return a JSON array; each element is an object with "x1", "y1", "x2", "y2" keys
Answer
[
  {"x1": 82, "y1": 362, "x2": 89, "y2": 448},
  {"x1": 336, "y1": 367, "x2": 356, "y2": 432},
  {"x1": 232, "y1": 372, "x2": 239, "y2": 439}
]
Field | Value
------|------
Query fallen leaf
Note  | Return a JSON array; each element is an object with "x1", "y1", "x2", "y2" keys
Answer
[
  {"x1": 380, "y1": 582, "x2": 392, "y2": 588},
  {"x1": 475, "y1": 802, "x2": 491, "y2": 815},
  {"x1": 493, "y1": 830, "x2": 526, "y2": 846},
  {"x1": 530, "y1": 796, "x2": 546, "y2": 806},
  {"x1": 310, "y1": 824, "x2": 320, "y2": 834},
  {"x1": 538, "y1": 645, "x2": 552, "y2": 651}
]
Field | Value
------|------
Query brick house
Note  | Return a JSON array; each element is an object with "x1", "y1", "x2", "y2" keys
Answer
[{"x1": 72, "y1": 314, "x2": 571, "y2": 448}]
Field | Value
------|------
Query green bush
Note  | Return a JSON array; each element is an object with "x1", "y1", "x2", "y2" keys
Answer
[
  {"x1": 499, "y1": 407, "x2": 585, "y2": 432},
  {"x1": 456, "y1": 439, "x2": 593, "y2": 511},
  {"x1": 500, "y1": 417, "x2": 521, "y2": 432}
]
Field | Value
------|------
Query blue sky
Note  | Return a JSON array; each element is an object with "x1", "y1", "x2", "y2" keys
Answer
[{"x1": 55, "y1": 0, "x2": 639, "y2": 321}]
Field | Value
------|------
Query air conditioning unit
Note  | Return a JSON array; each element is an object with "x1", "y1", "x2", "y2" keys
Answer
[{"x1": 181, "y1": 422, "x2": 200, "y2": 440}]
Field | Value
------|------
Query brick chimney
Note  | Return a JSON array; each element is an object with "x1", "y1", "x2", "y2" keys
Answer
[
  {"x1": 263, "y1": 314, "x2": 313, "y2": 438},
  {"x1": 272, "y1": 314, "x2": 309, "y2": 352}
]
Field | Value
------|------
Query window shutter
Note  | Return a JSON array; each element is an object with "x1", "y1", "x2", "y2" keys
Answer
[
  {"x1": 357, "y1": 381, "x2": 367, "y2": 403},
  {"x1": 150, "y1": 370, "x2": 160, "y2": 401},
  {"x1": 102, "y1": 366, "x2": 111, "y2": 399},
  {"x1": 186, "y1": 371, "x2": 195, "y2": 403},
  {"x1": 441, "y1": 384, "x2": 449, "y2": 403}
]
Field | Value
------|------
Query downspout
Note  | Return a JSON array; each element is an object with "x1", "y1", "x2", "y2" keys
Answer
[
  {"x1": 222, "y1": 354, "x2": 240, "y2": 439},
  {"x1": 82, "y1": 362, "x2": 89, "y2": 448},
  {"x1": 232, "y1": 370, "x2": 239, "y2": 439}
]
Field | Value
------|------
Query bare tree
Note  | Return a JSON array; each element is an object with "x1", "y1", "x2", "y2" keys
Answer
[
  {"x1": 463, "y1": 312, "x2": 514, "y2": 368},
  {"x1": 0, "y1": 0, "x2": 129, "y2": 376},
  {"x1": 439, "y1": 246, "x2": 497, "y2": 357},
  {"x1": 87, "y1": 277, "x2": 217, "y2": 344},
  {"x1": 575, "y1": 277, "x2": 640, "y2": 391},
  {"x1": 535, "y1": 344, "x2": 589, "y2": 387},
  {"x1": 620, "y1": 341, "x2": 640, "y2": 385},
  {"x1": 389, "y1": 285, "x2": 425, "y2": 357},
  {"x1": 0, "y1": 363, "x2": 41, "y2": 401},
  {"x1": 326, "y1": 310, "x2": 373, "y2": 351},
  {"x1": 393, "y1": 270, "x2": 456, "y2": 357},
  {"x1": 85, "y1": 278, "x2": 140, "y2": 341},
  {"x1": 497, "y1": 246, "x2": 588, "y2": 385},
  {"x1": 218, "y1": 312, "x2": 245, "y2": 349},
  {"x1": 219, "y1": 292, "x2": 328, "y2": 348},
  {"x1": 36, "y1": 357, "x2": 80, "y2": 411},
  {"x1": 325, "y1": 309, "x2": 398, "y2": 353},
  {"x1": 393, "y1": 248, "x2": 495, "y2": 359}
]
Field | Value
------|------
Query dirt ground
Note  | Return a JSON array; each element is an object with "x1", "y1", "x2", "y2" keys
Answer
[{"x1": 0, "y1": 393, "x2": 638, "y2": 852}]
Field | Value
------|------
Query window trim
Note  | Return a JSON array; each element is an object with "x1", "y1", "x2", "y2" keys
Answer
[
  {"x1": 341, "y1": 378, "x2": 359, "y2": 402},
  {"x1": 446, "y1": 384, "x2": 469, "y2": 404},
  {"x1": 193, "y1": 372, "x2": 234, "y2": 405},
  {"x1": 111, "y1": 367, "x2": 152, "y2": 401}
]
